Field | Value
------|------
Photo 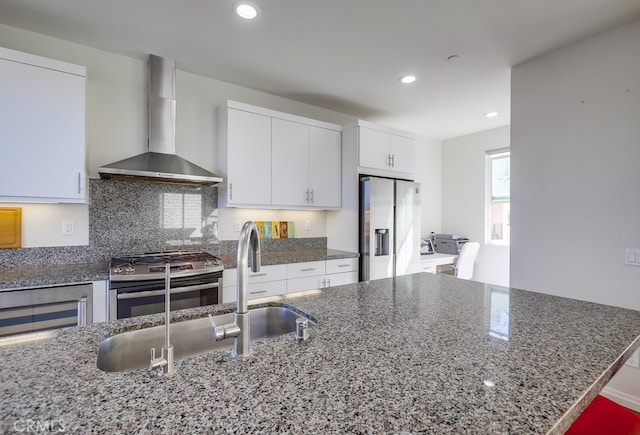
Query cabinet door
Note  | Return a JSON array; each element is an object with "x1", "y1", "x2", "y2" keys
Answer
[
  {"x1": 0, "y1": 55, "x2": 85, "y2": 202},
  {"x1": 326, "y1": 271, "x2": 359, "y2": 287},
  {"x1": 287, "y1": 276, "x2": 327, "y2": 293},
  {"x1": 271, "y1": 118, "x2": 309, "y2": 207},
  {"x1": 309, "y1": 126, "x2": 341, "y2": 208},
  {"x1": 226, "y1": 109, "x2": 272, "y2": 206},
  {"x1": 389, "y1": 134, "x2": 415, "y2": 175},
  {"x1": 358, "y1": 126, "x2": 390, "y2": 171}
]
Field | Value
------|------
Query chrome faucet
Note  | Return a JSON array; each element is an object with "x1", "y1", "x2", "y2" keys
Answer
[
  {"x1": 211, "y1": 221, "x2": 261, "y2": 358},
  {"x1": 149, "y1": 263, "x2": 175, "y2": 375}
]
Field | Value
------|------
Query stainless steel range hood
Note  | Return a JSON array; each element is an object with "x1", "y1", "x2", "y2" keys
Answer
[{"x1": 98, "y1": 55, "x2": 222, "y2": 185}]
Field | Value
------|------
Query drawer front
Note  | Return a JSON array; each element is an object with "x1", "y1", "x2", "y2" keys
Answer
[
  {"x1": 326, "y1": 271, "x2": 359, "y2": 287},
  {"x1": 247, "y1": 281, "x2": 286, "y2": 300},
  {"x1": 223, "y1": 264, "x2": 287, "y2": 287},
  {"x1": 326, "y1": 257, "x2": 358, "y2": 274},
  {"x1": 287, "y1": 276, "x2": 327, "y2": 293},
  {"x1": 286, "y1": 261, "x2": 325, "y2": 279},
  {"x1": 419, "y1": 263, "x2": 437, "y2": 274}
]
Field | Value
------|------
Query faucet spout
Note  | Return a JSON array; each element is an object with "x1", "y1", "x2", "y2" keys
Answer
[
  {"x1": 234, "y1": 221, "x2": 261, "y2": 357},
  {"x1": 237, "y1": 221, "x2": 261, "y2": 315}
]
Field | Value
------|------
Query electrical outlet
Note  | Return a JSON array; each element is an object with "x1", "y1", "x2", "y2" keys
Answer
[
  {"x1": 62, "y1": 220, "x2": 75, "y2": 235},
  {"x1": 305, "y1": 220, "x2": 311, "y2": 231},
  {"x1": 625, "y1": 248, "x2": 640, "y2": 266},
  {"x1": 234, "y1": 220, "x2": 242, "y2": 232}
]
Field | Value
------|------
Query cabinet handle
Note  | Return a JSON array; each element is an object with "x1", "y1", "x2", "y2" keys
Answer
[
  {"x1": 305, "y1": 189, "x2": 309, "y2": 203},
  {"x1": 391, "y1": 154, "x2": 395, "y2": 167},
  {"x1": 250, "y1": 273, "x2": 268, "y2": 278},
  {"x1": 77, "y1": 297, "x2": 87, "y2": 326},
  {"x1": 77, "y1": 172, "x2": 82, "y2": 194},
  {"x1": 301, "y1": 268, "x2": 316, "y2": 272},
  {"x1": 249, "y1": 290, "x2": 268, "y2": 295},
  {"x1": 229, "y1": 183, "x2": 233, "y2": 200},
  {"x1": 386, "y1": 154, "x2": 391, "y2": 167},
  {"x1": 337, "y1": 264, "x2": 350, "y2": 268},
  {"x1": 322, "y1": 279, "x2": 327, "y2": 287},
  {"x1": 326, "y1": 278, "x2": 331, "y2": 287},
  {"x1": 310, "y1": 189, "x2": 314, "y2": 203}
]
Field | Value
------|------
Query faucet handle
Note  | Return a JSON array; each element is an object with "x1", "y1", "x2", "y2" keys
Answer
[
  {"x1": 149, "y1": 347, "x2": 165, "y2": 370},
  {"x1": 209, "y1": 314, "x2": 224, "y2": 341}
]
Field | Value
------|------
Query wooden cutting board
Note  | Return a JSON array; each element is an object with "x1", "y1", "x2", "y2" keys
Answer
[{"x1": 0, "y1": 207, "x2": 21, "y2": 248}]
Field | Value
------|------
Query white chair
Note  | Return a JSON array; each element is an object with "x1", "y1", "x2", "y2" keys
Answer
[{"x1": 437, "y1": 242, "x2": 480, "y2": 280}]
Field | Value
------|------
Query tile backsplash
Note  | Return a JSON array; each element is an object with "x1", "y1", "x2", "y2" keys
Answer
[{"x1": 0, "y1": 179, "x2": 326, "y2": 267}]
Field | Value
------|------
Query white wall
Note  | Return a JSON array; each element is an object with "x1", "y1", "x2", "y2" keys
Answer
[
  {"x1": 510, "y1": 19, "x2": 640, "y2": 310},
  {"x1": 510, "y1": 19, "x2": 640, "y2": 411},
  {"x1": 441, "y1": 126, "x2": 510, "y2": 286},
  {"x1": 415, "y1": 135, "x2": 443, "y2": 238},
  {"x1": 0, "y1": 23, "x2": 357, "y2": 245}
]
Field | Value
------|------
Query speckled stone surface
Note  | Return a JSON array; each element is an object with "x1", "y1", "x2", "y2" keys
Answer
[
  {"x1": 0, "y1": 179, "x2": 332, "y2": 269},
  {"x1": 1, "y1": 273, "x2": 639, "y2": 434},
  {"x1": 0, "y1": 179, "x2": 219, "y2": 267},
  {"x1": 0, "y1": 249, "x2": 356, "y2": 290},
  {"x1": 0, "y1": 263, "x2": 108, "y2": 290},
  {"x1": 218, "y1": 248, "x2": 358, "y2": 269}
]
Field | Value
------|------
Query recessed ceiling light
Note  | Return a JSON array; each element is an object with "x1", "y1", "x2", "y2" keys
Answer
[
  {"x1": 235, "y1": 3, "x2": 259, "y2": 19},
  {"x1": 400, "y1": 75, "x2": 417, "y2": 84},
  {"x1": 484, "y1": 111, "x2": 499, "y2": 118}
]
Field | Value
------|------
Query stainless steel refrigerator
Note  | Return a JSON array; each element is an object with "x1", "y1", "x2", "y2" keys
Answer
[{"x1": 359, "y1": 176, "x2": 421, "y2": 281}]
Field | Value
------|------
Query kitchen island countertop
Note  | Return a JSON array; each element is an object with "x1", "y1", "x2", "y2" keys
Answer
[{"x1": 1, "y1": 273, "x2": 639, "y2": 434}]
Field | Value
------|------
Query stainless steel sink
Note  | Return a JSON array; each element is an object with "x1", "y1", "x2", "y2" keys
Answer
[{"x1": 97, "y1": 306, "x2": 315, "y2": 372}]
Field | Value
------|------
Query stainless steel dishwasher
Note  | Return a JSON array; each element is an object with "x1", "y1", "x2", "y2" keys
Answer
[{"x1": 0, "y1": 283, "x2": 93, "y2": 338}]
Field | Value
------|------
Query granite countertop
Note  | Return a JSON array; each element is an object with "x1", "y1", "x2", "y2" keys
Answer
[
  {"x1": 0, "y1": 249, "x2": 357, "y2": 291},
  {"x1": 0, "y1": 263, "x2": 109, "y2": 291},
  {"x1": 217, "y1": 248, "x2": 358, "y2": 269},
  {"x1": 1, "y1": 273, "x2": 639, "y2": 434}
]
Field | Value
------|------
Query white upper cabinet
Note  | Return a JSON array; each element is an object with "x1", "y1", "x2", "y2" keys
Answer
[
  {"x1": 358, "y1": 127, "x2": 390, "y2": 170},
  {"x1": 357, "y1": 121, "x2": 416, "y2": 178},
  {"x1": 272, "y1": 119, "x2": 341, "y2": 208},
  {"x1": 0, "y1": 47, "x2": 87, "y2": 203},
  {"x1": 221, "y1": 100, "x2": 341, "y2": 209},
  {"x1": 220, "y1": 107, "x2": 272, "y2": 207},
  {"x1": 308, "y1": 126, "x2": 341, "y2": 208},
  {"x1": 272, "y1": 118, "x2": 309, "y2": 207}
]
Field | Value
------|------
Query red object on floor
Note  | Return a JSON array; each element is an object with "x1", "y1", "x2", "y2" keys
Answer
[{"x1": 566, "y1": 395, "x2": 640, "y2": 434}]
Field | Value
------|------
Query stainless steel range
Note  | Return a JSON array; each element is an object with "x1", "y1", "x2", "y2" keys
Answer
[{"x1": 108, "y1": 251, "x2": 224, "y2": 321}]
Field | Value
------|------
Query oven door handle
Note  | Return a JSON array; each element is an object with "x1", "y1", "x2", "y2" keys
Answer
[{"x1": 116, "y1": 282, "x2": 219, "y2": 300}]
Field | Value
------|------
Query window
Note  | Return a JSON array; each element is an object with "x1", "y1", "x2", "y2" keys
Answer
[{"x1": 487, "y1": 149, "x2": 510, "y2": 244}]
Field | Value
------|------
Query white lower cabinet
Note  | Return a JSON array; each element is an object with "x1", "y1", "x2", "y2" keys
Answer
[
  {"x1": 286, "y1": 261, "x2": 326, "y2": 293},
  {"x1": 288, "y1": 258, "x2": 359, "y2": 292},
  {"x1": 325, "y1": 258, "x2": 359, "y2": 287},
  {"x1": 222, "y1": 264, "x2": 287, "y2": 304},
  {"x1": 223, "y1": 258, "x2": 359, "y2": 302},
  {"x1": 418, "y1": 253, "x2": 457, "y2": 274}
]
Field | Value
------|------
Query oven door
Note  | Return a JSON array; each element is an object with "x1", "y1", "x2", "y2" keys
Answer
[{"x1": 109, "y1": 272, "x2": 222, "y2": 321}]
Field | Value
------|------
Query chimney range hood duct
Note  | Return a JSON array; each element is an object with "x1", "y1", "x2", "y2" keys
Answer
[{"x1": 98, "y1": 55, "x2": 223, "y2": 185}]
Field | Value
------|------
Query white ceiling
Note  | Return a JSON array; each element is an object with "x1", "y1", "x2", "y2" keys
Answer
[{"x1": 1, "y1": 0, "x2": 639, "y2": 140}]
